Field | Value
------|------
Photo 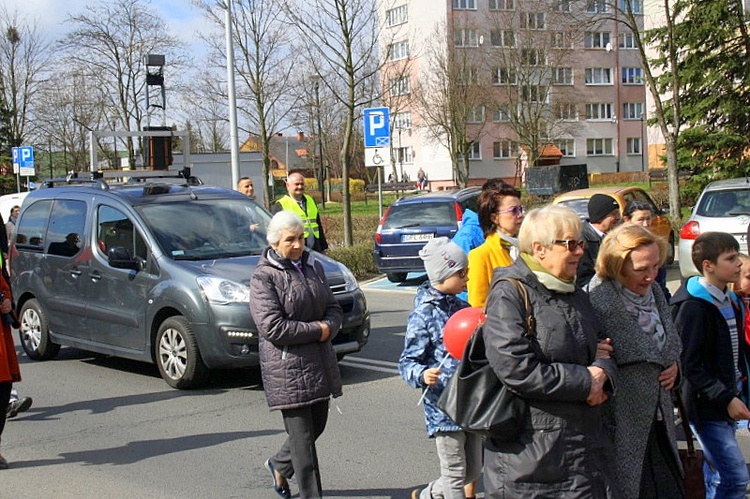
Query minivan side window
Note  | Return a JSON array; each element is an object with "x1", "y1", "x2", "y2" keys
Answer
[
  {"x1": 97, "y1": 205, "x2": 147, "y2": 261},
  {"x1": 15, "y1": 200, "x2": 53, "y2": 251},
  {"x1": 46, "y1": 200, "x2": 87, "y2": 257}
]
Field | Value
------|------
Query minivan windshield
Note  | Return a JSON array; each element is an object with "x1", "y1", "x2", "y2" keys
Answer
[{"x1": 138, "y1": 199, "x2": 271, "y2": 259}]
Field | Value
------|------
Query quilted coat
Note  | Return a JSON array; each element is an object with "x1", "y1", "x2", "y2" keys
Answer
[
  {"x1": 249, "y1": 248, "x2": 342, "y2": 410},
  {"x1": 482, "y1": 258, "x2": 619, "y2": 498},
  {"x1": 588, "y1": 276, "x2": 683, "y2": 498}
]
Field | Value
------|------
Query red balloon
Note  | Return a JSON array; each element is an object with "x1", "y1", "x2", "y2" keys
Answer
[{"x1": 443, "y1": 307, "x2": 485, "y2": 359}]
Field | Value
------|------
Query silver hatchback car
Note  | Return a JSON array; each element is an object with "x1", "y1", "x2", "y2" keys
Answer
[{"x1": 678, "y1": 177, "x2": 750, "y2": 278}]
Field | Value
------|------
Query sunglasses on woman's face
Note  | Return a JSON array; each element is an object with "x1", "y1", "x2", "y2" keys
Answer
[
  {"x1": 552, "y1": 239, "x2": 586, "y2": 252},
  {"x1": 496, "y1": 205, "x2": 525, "y2": 217}
]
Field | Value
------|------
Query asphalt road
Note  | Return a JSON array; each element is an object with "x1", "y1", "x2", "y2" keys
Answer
[{"x1": 2, "y1": 266, "x2": 749, "y2": 498}]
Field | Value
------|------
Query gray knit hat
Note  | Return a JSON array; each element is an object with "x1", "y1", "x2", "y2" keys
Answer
[{"x1": 419, "y1": 237, "x2": 467, "y2": 286}]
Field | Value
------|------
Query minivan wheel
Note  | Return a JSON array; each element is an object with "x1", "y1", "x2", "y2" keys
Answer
[
  {"x1": 155, "y1": 316, "x2": 209, "y2": 389},
  {"x1": 18, "y1": 299, "x2": 60, "y2": 360},
  {"x1": 386, "y1": 272, "x2": 408, "y2": 283}
]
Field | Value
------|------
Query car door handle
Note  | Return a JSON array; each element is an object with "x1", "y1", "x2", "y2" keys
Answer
[
  {"x1": 89, "y1": 271, "x2": 102, "y2": 281},
  {"x1": 70, "y1": 269, "x2": 82, "y2": 278}
]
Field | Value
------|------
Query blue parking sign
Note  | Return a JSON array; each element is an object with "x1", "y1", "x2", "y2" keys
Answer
[
  {"x1": 363, "y1": 107, "x2": 390, "y2": 148},
  {"x1": 18, "y1": 146, "x2": 34, "y2": 176}
]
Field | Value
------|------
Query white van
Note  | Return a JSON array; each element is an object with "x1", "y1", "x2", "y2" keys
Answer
[{"x1": 0, "y1": 191, "x2": 29, "y2": 223}]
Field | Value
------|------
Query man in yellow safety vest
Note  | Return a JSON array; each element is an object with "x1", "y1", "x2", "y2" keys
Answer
[{"x1": 271, "y1": 172, "x2": 328, "y2": 252}]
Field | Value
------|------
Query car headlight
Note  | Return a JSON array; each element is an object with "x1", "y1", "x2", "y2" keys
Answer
[
  {"x1": 196, "y1": 275, "x2": 250, "y2": 304},
  {"x1": 338, "y1": 262, "x2": 359, "y2": 293}
]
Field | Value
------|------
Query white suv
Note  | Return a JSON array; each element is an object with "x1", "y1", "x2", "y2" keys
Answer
[{"x1": 678, "y1": 177, "x2": 750, "y2": 278}]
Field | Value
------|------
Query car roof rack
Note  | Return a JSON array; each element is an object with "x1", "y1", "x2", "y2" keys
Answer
[
  {"x1": 39, "y1": 172, "x2": 110, "y2": 190},
  {"x1": 119, "y1": 167, "x2": 202, "y2": 186}
]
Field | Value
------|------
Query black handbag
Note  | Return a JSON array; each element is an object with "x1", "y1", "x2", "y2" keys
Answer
[
  {"x1": 437, "y1": 277, "x2": 536, "y2": 439},
  {"x1": 675, "y1": 391, "x2": 707, "y2": 499}
]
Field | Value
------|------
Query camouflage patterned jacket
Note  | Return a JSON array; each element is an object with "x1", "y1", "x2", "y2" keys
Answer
[{"x1": 398, "y1": 282, "x2": 469, "y2": 437}]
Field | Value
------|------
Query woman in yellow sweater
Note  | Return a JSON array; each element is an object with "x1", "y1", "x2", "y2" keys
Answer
[{"x1": 467, "y1": 184, "x2": 524, "y2": 307}]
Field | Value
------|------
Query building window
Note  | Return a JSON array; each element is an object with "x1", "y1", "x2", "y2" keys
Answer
[
  {"x1": 620, "y1": 0, "x2": 642, "y2": 14},
  {"x1": 551, "y1": 31, "x2": 574, "y2": 49},
  {"x1": 453, "y1": 0, "x2": 476, "y2": 9},
  {"x1": 386, "y1": 4, "x2": 408, "y2": 27},
  {"x1": 587, "y1": 138, "x2": 614, "y2": 155},
  {"x1": 467, "y1": 106, "x2": 485, "y2": 123},
  {"x1": 387, "y1": 40, "x2": 409, "y2": 61},
  {"x1": 586, "y1": 102, "x2": 613, "y2": 120},
  {"x1": 490, "y1": 29, "x2": 515, "y2": 47},
  {"x1": 554, "y1": 102, "x2": 577, "y2": 120},
  {"x1": 621, "y1": 67, "x2": 643, "y2": 84},
  {"x1": 585, "y1": 67, "x2": 612, "y2": 84},
  {"x1": 455, "y1": 29, "x2": 479, "y2": 47},
  {"x1": 627, "y1": 137, "x2": 642, "y2": 154},
  {"x1": 521, "y1": 49, "x2": 545, "y2": 66},
  {"x1": 492, "y1": 105, "x2": 512, "y2": 122},
  {"x1": 489, "y1": 0, "x2": 514, "y2": 10},
  {"x1": 552, "y1": 67, "x2": 573, "y2": 85},
  {"x1": 493, "y1": 140, "x2": 517, "y2": 158},
  {"x1": 554, "y1": 139, "x2": 576, "y2": 156},
  {"x1": 619, "y1": 31, "x2": 636, "y2": 49},
  {"x1": 390, "y1": 76, "x2": 410, "y2": 97},
  {"x1": 457, "y1": 67, "x2": 479, "y2": 85},
  {"x1": 458, "y1": 142, "x2": 482, "y2": 160},
  {"x1": 622, "y1": 102, "x2": 644, "y2": 120},
  {"x1": 584, "y1": 31, "x2": 611, "y2": 49},
  {"x1": 393, "y1": 112, "x2": 412, "y2": 130},
  {"x1": 557, "y1": 0, "x2": 572, "y2": 11},
  {"x1": 521, "y1": 85, "x2": 547, "y2": 103},
  {"x1": 395, "y1": 147, "x2": 414, "y2": 164},
  {"x1": 586, "y1": 0, "x2": 610, "y2": 13},
  {"x1": 520, "y1": 12, "x2": 545, "y2": 29},
  {"x1": 492, "y1": 67, "x2": 517, "y2": 85}
]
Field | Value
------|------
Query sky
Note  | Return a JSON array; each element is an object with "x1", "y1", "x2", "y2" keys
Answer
[{"x1": 11, "y1": 0, "x2": 212, "y2": 52}]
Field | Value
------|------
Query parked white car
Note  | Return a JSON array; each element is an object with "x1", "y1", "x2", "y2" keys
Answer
[{"x1": 678, "y1": 177, "x2": 750, "y2": 278}]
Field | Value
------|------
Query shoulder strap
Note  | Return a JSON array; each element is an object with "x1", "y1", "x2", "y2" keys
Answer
[{"x1": 495, "y1": 277, "x2": 536, "y2": 339}]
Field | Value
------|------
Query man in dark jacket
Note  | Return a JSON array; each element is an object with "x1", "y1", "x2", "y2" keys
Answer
[
  {"x1": 577, "y1": 194, "x2": 620, "y2": 287},
  {"x1": 672, "y1": 231, "x2": 750, "y2": 498}
]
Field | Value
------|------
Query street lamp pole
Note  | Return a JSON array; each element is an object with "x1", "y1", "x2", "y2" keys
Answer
[
  {"x1": 48, "y1": 137, "x2": 53, "y2": 179},
  {"x1": 398, "y1": 127, "x2": 404, "y2": 181}
]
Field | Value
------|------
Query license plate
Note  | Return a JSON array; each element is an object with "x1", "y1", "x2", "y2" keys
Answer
[{"x1": 402, "y1": 233, "x2": 434, "y2": 243}]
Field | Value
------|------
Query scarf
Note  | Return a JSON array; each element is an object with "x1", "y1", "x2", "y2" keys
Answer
[
  {"x1": 520, "y1": 253, "x2": 576, "y2": 294},
  {"x1": 613, "y1": 280, "x2": 666, "y2": 351},
  {"x1": 498, "y1": 231, "x2": 520, "y2": 261}
]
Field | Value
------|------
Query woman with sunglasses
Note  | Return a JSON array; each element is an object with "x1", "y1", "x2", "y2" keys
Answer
[
  {"x1": 587, "y1": 224, "x2": 683, "y2": 498},
  {"x1": 482, "y1": 204, "x2": 618, "y2": 497},
  {"x1": 466, "y1": 184, "x2": 524, "y2": 307}
]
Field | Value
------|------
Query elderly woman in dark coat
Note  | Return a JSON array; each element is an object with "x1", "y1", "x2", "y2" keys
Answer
[
  {"x1": 250, "y1": 211, "x2": 343, "y2": 499},
  {"x1": 588, "y1": 224, "x2": 683, "y2": 498},
  {"x1": 482, "y1": 204, "x2": 619, "y2": 498}
]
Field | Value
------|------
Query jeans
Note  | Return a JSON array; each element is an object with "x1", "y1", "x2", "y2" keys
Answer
[
  {"x1": 420, "y1": 430, "x2": 483, "y2": 499},
  {"x1": 691, "y1": 420, "x2": 749, "y2": 499}
]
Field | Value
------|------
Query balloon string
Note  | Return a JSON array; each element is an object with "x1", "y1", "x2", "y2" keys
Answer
[{"x1": 416, "y1": 353, "x2": 452, "y2": 407}]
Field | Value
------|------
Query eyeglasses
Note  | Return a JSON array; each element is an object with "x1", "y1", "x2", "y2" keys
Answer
[
  {"x1": 552, "y1": 239, "x2": 586, "y2": 252},
  {"x1": 496, "y1": 205, "x2": 525, "y2": 217}
]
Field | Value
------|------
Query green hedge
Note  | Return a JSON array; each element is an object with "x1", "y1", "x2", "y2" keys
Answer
[{"x1": 326, "y1": 241, "x2": 378, "y2": 280}]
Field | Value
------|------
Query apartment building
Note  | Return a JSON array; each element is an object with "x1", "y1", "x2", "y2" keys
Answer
[{"x1": 379, "y1": 0, "x2": 649, "y2": 187}]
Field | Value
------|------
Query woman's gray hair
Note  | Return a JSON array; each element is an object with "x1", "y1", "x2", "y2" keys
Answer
[
  {"x1": 518, "y1": 204, "x2": 582, "y2": 254},
  {"x1": 266, "y1": 210, "x2": 304, "y2": 245}
]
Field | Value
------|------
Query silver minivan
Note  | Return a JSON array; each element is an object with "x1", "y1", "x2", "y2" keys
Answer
[
  {"x1": 678, "y1": 177, "x2": 750, "y2": 278},
  {"x1": 10, "y1": 176, "x2": 370, "y2": 388}
]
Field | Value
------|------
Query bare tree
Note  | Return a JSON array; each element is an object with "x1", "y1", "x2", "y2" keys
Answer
[
  {"x1": 486, "y1": 2, "x2": 590, "y2": 170},
  {"x1": 197, "y1": 0, "x2": 299, "y2": 207},
  {"x1": 609, "y1": 0, "x2": 683, "y2": 221},
  {"x1": 0, "y1": 6, "x2": 51, "y2": 148},
  {"x1": 58, "y1": 0, "x2": 185, "y2": 169},
  {"x1": 181, "y1": 72, "x2": 231, "y2": 154},
  {"x1": 282, "y1": 0, "x2": 387, "y2": 247},
  {"x1": 415, "y1": 22, "x2": 489, "y2": 187}
]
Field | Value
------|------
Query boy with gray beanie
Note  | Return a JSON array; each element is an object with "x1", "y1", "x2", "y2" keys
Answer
[{"x1": 398, "y1": 237, "x2": 482, "y2": 499}]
